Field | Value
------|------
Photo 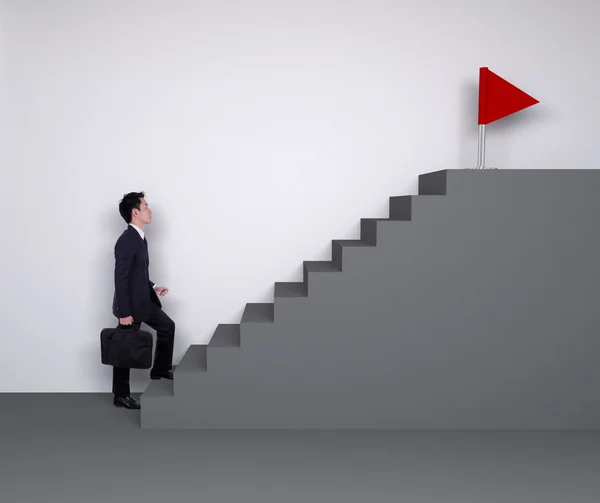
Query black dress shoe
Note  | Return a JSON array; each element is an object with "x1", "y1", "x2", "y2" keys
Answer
[
  {"x1": 150, "y1": 370, "x2": 174, "y2": 380},
  {"x1": 113, "y1": 395, "x2": 141, "y2": 409}
]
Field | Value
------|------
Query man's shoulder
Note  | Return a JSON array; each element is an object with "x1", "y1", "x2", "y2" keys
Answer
[{"x1": 114, "y1": 227, "x2": 136, "y2": 247}]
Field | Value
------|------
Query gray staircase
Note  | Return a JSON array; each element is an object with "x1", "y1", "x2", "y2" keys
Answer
[{"x1": 140, "y1": 169, "x2": 600, "y2": 429}]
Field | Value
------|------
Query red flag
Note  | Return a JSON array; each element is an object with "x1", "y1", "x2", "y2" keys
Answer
[{"x1": 478, "y1": 67, "x2": 539, "y2": 125}]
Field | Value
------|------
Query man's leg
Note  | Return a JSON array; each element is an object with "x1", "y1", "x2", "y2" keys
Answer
[
  {"x1": 112, "y1": 321, "x2": 142, "y2": 409},
  {"x1": 112, "y1": 366, "x2": 139, "y2": 408},
  {"x1": 144, "y1": 304, "x2": 175, "y2": 378},
  {"x1": 112, "y1": 366, "x2": 130, "y2": 397}
]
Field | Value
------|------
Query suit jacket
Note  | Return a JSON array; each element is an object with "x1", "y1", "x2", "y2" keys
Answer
[{"x1": 112, "y1": 225, "x2": 162, "y2": 321}]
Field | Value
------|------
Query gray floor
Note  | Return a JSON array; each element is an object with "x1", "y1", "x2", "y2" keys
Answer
[{"x1": 1, "y1": 394, "x2": 600, "y2": 502}]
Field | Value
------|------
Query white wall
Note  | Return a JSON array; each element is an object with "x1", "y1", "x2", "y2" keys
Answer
[{"x1": 1, "y1": 0, "x2": 598, "y2": 392}]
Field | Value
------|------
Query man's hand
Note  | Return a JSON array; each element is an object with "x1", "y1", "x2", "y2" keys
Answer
[
  {"x1": 119, "y1": 316, "x2": 134, "y2": 326},
  {"x1": 154, "y1": 285, "x2": 169, "y2": 297}
]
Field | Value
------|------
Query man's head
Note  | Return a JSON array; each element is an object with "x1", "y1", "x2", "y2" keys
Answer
[{"x1": 118, "y1": 191, "x2": 152, "y2": 227}]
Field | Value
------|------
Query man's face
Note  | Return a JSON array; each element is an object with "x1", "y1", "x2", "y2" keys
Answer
[{"x1": 133, "y1": 198, "x2": 152, "y2": 224}]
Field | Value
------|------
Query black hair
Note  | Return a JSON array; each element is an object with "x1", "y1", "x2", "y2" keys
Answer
[{"x1": 118, "y1": 191, "x2": 145, "y2": 224}]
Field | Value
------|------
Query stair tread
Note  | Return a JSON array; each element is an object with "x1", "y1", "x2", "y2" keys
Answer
[
  {"x1": 304, "y1": 260, "x2": 341, "y2": 272},
  {"x1": 143, "y1": 378, "x2": 173, "y2": 397},
  {"x1": 275, "y1": 282, "x2": 307, "y2": 297},
  {"x1": 360, "y1": 217, "x2": 391, "y2": 222},
  {"x1": 241, "y1": 303, "x2": 275, "y2": 323},
  {"x1": 332, "y1": 239, "x2": 374, "y2": 247},
  {"x1": 209, "y1": 324, "x2": 241, "y2": 346},
  {"x1": 176, "y1": 345, "x2": 207, "y2": 372}
]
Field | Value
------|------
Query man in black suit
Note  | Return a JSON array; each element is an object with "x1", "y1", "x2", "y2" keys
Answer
[{"x1": 111, "y1": 191, "x2": 175, "y2": 409}]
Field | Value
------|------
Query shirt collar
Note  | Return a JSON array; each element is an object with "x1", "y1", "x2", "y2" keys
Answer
[{"x1": 129, "y1": 223, "x2": 145, "y2": 240}]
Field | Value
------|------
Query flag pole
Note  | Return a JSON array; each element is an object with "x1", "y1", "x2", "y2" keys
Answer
[{"x1": 476, "y1": 124, "x2": 486, "y2": 169}]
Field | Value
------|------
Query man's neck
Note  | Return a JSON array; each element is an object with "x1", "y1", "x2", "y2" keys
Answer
[{"x1": 131, "y1": 221, "x2": 145, "y2": 231}]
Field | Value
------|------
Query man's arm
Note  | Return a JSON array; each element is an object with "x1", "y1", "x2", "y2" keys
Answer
[
  {"x1": 150, "y1": 281, "x2": 168, "y2": 296},
  {"x1": 114, "y1": 238, "x2": 135, "y2": 318}
]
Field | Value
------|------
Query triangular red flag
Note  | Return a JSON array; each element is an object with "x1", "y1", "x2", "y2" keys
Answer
[{"x1": 478, "y1": 67, "x2": 539, "y2": 125}]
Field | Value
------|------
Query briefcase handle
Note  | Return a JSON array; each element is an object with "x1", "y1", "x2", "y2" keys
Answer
[{"x1": 117, "y1": 323, "x2": 137, "y2": 330}]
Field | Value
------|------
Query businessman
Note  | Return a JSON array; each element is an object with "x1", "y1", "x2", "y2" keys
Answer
[{"x1": 111, "y1": 191, "x2": 175, "y2": 409}]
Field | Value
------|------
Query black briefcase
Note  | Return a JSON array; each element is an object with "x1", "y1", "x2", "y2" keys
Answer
[{"x1": 100, "y1": 324, "x2": 153, "y2": 369}]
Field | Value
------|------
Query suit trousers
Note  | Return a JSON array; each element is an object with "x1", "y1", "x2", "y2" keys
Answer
[{"x1": 112, "y1": 302, "x2": 176, "y2": 398}]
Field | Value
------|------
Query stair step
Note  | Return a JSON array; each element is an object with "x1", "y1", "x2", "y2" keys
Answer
[
  {"x1": 143, "y1": 378, "x2": 174, "y2": 397},
  {"x1": 274, "y1": 282, "x2": 308, "y2": 298},
  {"x1": 418, "y1": 170, "x2": 447, "y2": 195},
  {"x1": 209, "y1": 324, "x2": 241, "y2": 346},
  {"x1": 303, "y1": 260, "x2": 341, "y2": 285},
  {"x1": 360, "y1": 218, "x2": 392, "y2": 245},
  {"x1": 241, "y1": 303, "x2": 275, "y2": 323},
  {"x1": 331, "y1": 239, "x2": 375, "y2": 269},
  {"x1": 176, "y1": 345, "x2": 207, "y2": 372},
  {"x1": 388, "y1": 195, "x2": 414, "y2": 220}
]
